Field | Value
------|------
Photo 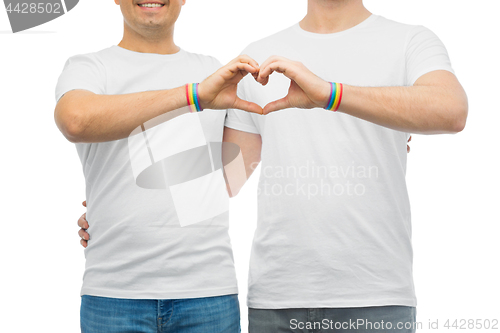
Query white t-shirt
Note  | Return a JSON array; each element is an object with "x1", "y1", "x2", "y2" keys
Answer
[
  {"x1": 56, "y1": 46, "x2": 238, "y2": 299},
  {"x1": 225, "y1": 15, "x2": 454, "y2": 309}
]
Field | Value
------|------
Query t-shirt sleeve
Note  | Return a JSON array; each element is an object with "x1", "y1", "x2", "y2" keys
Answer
[
  {"x1": 55, "y1": 54, "x2": 106, "y2": 102},
  {"x1": 224, "y1": 77, "x2": 260, "y2": 134},
  {"x1": 206, "y1": 56, "x2": 223, "y2": 77},
  {"x1": 405, "y1": 25, "x2": 454, "y2": 86}
]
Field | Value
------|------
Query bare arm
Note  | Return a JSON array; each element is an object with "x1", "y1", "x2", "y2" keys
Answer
[
  {"x1": 55, "y1": 55, "x2": 262, "y2": 143},
  {"x1": 222, "y1": 127, "x2": 262, "y2": 197},
  {"x1": 257, "y1": 56, "x2": 468, "y2": 134},
  {"x1": 339, "y1": 71, "x2": 468, "y2": 134},
  {"x1": 55, "y1": 88, "x2": 186, "y2": 143}
]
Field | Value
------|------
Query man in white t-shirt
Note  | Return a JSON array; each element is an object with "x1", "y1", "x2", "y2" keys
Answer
[
  {"x1": 220, "y1": 0, "x2": 468, "y2": 332},
  {"x1": 55, "y1": 0, "x2": 262, "y2": 332}
]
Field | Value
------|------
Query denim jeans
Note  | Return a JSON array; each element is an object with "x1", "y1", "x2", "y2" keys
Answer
[
  {"x1": 249, "y1": 306, "x2": 417, "y2": 333},
  {"x1": 81, "y1": 294, "x2": 240, "y2": 333}
]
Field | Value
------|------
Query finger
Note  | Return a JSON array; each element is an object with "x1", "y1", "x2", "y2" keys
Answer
[
  {"x1": 236, "y1": 54, "x2": 260, "y2": 69},
  {"x1": 262, "y1": 96, "x2": 291, "y2": 114},
  {"x1": 229, "y1": 54, "x2": 259, "y2": 68},
  {"x1": 80, "y1": 239, "x2": 88, "y2": 248},
  {"x1": 233, "y1": 97, "x2": 263, "y2": 115},
  {"x1": 258, "y1": 74, "x2": 269, "y2": 86},
  {"x1": 239, "y1": 70, "x2": 258, "y2": 83},
  {"x1": 258, "y1": 61, "x2": 296, "y2": 85},
  {"x1": 407, "y1": 145, "x2": 411, "y2": 153},
  {"x1": 82, "y1": 201, "x2": 86, "y2": 207},
  {"x1": 258, "y1": 56, "x2": 294, "y2": 81},
  {"x1": 257, "y1": 59, "x2": 281, "y2": 83},
  {"x1": 408, "y1": 135, "x2": 412, "y2": 143},
  {"x1": 222, "y1": 63, "x2": 258, "y2": 83},
  {"x1": 78, "y1": 228, "x2": 90, "y2": 240},
  {"x1": 78, "y1": 213, "x2": 89, "y2": 229},
  {"x1": 259, "y1": 55, "x2": 289, "y2": 73},
  {"x1": 228, "y1": 62, "x2": 259, "y2": 75}
]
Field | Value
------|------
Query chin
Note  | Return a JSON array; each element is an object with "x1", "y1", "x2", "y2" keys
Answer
[{"x1": 136, "y1": 21, "x2": 164, "y2": 31}]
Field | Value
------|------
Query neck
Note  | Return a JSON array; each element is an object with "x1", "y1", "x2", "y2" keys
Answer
[
  {"x1": 118, "y1": 23, "x2": 179, "y2": 55},
  {"x1": 301, "y1": 0, "x2": 372, "y2": 34}
]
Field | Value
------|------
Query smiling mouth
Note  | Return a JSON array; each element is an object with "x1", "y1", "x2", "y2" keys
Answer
[{"x1": 138, "y1": 3, "x2": 165, "y2": 8}]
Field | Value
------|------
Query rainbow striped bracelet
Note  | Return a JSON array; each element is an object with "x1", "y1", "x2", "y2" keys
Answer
[
  {"x1": 186, "y1": 83, "x2": 203, "y2": 113},
  {"x1": 325, "y1": 82, "x2": 344, "y2": 112}
]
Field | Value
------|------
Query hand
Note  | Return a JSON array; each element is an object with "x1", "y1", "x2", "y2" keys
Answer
[
  {"x1": 407, "y1": 135, "x2": 412, "y2": 153},
  {"x1": 256, "y1": 56, "x2": 331, "y2": 114},
  {"x1": 78, "y1": 200, "x2": 90, "y2": 248},
  {"x1": 198, "y1": 55, "x2": 262, "y2": 114}
]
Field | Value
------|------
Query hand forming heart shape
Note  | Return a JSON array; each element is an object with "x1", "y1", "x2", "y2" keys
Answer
[
  {"x1": 198, "y1": 55, "x2": 332, "y2": 115},
  {"x1": 256, "y1": 56, "x2": 332, "y2": 115}
]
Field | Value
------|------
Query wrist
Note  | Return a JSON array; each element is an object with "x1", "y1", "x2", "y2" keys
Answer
[
  {"x1": 324, "y1": 82, "x2": 344, "y2": 112},
  {"x1": 185, "y1": 83, "x2": 203, "y2": 112}
]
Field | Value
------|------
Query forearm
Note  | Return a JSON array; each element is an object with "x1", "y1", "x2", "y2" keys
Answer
[
  {"x1": 339, "y1": 80, "x2": 468, "y2": 134},
  {"x1": 56, "y1": 54, "x2": 262, "y2": 143},
  {"x1": 258, "y1": 59, "x2": 468, "y2": 134},
  {"x1": 222, "y1": 127, "x2": 262, "y2": 197},
  {"x1": 55, "y1": 86, "x2": 187, "y2": 143}
]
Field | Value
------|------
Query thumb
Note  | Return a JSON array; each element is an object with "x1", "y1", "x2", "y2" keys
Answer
[
  {"x1": 263, "y1": 96, "x2": 291, "y2": 114},
  {"x1": 233, "y1": 97, "x2": 263, "y2": 115}
]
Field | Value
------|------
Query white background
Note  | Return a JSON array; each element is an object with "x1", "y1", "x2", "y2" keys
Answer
[{"x1": 1, "y1": 0, "x2": 499, "y2": 332}]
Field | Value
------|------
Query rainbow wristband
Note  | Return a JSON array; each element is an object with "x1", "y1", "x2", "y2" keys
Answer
[
  {"x1": 186, "y1": 83, "x2": 203, "y2": 113},
  {"x1": 325, "y1": 82, "x2": 343, "y2": 112}
]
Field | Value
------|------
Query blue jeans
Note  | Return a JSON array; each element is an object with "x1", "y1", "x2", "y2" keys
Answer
[
  {"x1": 81, "y1": 294, "x2": 240, "y2": 333},
  {"x1": 249, "y1": 306, "x2": 417, "y2": 333}
]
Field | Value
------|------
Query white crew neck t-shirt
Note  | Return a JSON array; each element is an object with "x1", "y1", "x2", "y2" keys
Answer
[
  {"x1": 226, "y1": 15, "x2": 454, "y2": 309},
  {"x1": 56, "y1": 46, "x2": 238, "y2": 299}
]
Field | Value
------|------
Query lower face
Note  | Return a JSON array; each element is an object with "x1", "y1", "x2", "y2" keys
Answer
[
  {"x1": 134, "y1": 1, "x2": 169, "y2": 25},
  {"x1": 121, "y1": 0, "x2": 181, "y2": 30}
]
